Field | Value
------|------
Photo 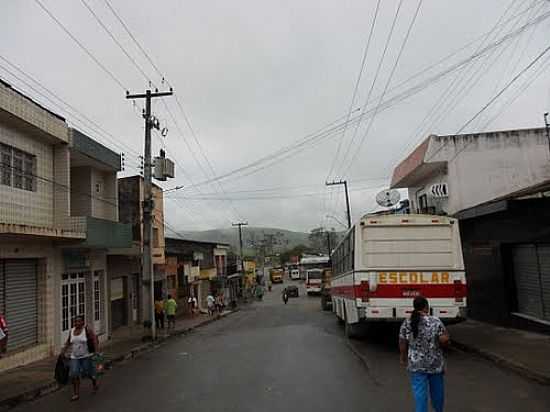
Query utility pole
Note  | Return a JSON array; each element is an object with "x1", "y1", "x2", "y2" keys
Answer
[
  {"x1": 326, "y1": 180, "x2": 352, "y2": 229},
  {"x1": 544, "y1": 112, "x2": 550, "y2": 154},
  {"x1": 126, "y1": 88, "x2": 173, "y2": 340},
  {"x1": 326, "y1": 230, "x2": 332, "y2": 257},
  {"x1": 232, "y1": 222, "x2": 248, "y2": 273}
]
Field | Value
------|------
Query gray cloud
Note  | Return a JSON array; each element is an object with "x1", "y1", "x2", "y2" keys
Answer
[{"x1": 1, "y1": 0, "x2": 549, "y2": 233}]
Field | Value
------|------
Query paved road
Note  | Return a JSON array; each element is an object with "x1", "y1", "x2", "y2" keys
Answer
[{"x1": 19, "y1": 281, "x2": 550, "y2": 412}]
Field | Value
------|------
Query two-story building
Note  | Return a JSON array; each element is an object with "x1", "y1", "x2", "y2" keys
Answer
[
  {"x1": 391, "y1": 127, "x2": 550, "y2": 332},
  {"x1": 164, "y1": 238, "x2": 229, "y2": 311},
  {"x1": 0, "y1": 79, "x2": 131, "y2": 371},
  {"x1": 108, "y1": 175, "x2": 166, "y2": 330}
]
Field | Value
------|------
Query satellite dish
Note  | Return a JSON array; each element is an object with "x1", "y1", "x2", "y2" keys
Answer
[{"x1": 376, "y1": 189, "x2": 401, "y2": 208}]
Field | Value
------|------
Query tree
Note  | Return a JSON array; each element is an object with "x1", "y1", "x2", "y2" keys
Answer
[
  {"x1": 279, "y1": 244, "x2": 310, "y2": 265},
  {"x1": 308, "y1": 227, "x2": 330, "y2": 255}
]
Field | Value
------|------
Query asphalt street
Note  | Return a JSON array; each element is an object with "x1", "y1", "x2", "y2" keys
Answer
[{"x1": 18, "y1": 281, "x2": 550, "y2": 412}]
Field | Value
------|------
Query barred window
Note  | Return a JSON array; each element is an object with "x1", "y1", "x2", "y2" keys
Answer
[{"x1": 0, "y1": 143, "x2": 36, "y2": 192}]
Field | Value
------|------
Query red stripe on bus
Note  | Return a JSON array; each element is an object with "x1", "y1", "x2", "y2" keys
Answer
[{"x1": 331, "y1": 283, "x2": 467, "y2": 299}]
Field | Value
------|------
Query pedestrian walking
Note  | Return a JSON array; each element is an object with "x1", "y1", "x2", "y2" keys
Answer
[
  {"x1": 62, "y1": 315, "x2": 99, "y2": 402},
  {"x1": 154, "y1": 298, "x2": 165, "y2": 330},
  {"x1": 164, "y1": 295, "x2": 178, "y2": 330},
  {"x1": 188, "y1": 295, "x2": 198, "y2": 316},
  {"x1": 399, "y1": 296, "x2": 450, "y2": 412},
  {"x1": 0, "y1": 313, "x2": 7, "y2": 357},
  {"x1": 207, "y1": 293, "x2": 216, "y2": 316},
  {"x1": 216, "y1": 292, "x2": 225, "y2": 314}
]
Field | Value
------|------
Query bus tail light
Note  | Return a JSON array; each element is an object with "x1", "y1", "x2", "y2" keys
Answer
[
  {"x1": 360, "y1": 281, "x2": 370, "y2": 302},
  {"x1": 454, "y1": 279, "x2": 466, "y2": 303}
]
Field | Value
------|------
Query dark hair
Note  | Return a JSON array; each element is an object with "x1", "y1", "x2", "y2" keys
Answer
[
  {"x1": 167, "y1": 294, "x2": 172, "y2": 299},
  {"x1": 411, "y1": 296, "x2": 429, "y2": 338}
]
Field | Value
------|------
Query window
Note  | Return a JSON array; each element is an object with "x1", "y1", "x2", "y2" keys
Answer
[
  {"x1": 95, "y1": 182, "x2": 102, "y2": 193},
  {"x1": 0, "y1": 143, "x2": 35, "y2": 191}
]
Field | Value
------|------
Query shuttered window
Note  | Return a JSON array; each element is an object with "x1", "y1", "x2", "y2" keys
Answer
[
  {"x1": 513, "y1": 244, "x2": 550, "y2": 322},
  {"x1": 1, "y1": 260, "x2": 38, "y2": 350}
]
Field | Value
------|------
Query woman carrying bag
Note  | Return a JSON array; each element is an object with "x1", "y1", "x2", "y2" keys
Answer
[{"x1": 62, "y1": 315, "x2": 99, "y2": 401}]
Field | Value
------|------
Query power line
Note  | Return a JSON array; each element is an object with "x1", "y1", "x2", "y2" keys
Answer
[
  {"x1": 426, "y1": 43, "x2": 550, "y2": 165},
  {"x1": 0, "y1": 55, "x2": 141, "y2": 158},
  {"x1": 341, "y1": 0, "x2": 424, "y2": 177},
  {"x1": 33, "y1": 0, "x2": 128, "y2": 92},
  {"x1": 102, "y1": 0, "x2": 167, "y2": 86},
  {"x1": 388, "y1": 0, "x2": 525, "y2": 168},
  {"x1": 79, "y1": 0, "x2": 154, "y2": 86},
  {"x1": 326, "y1": 0, "x2": 382, "y2": 181}
]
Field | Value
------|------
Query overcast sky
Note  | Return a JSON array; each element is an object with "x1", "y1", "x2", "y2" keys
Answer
[{"x1": 1, "y1": 0, "x2": 549, "y2": 233}]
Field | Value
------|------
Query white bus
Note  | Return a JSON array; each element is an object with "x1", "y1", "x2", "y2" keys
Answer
[
  {"x1": 331, "y1": 214, "x2": 467, "y2": 337},
  {"x1": 305, "y1": 269, "x2": 323, "y2": 294}
]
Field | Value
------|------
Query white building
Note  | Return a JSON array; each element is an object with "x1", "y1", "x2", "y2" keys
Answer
[{"x1": 391, "y1": 127, "x2": 550, "y2": 331}]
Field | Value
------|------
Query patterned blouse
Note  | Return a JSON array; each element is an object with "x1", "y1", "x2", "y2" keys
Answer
[{"x1": 399, "y1": 315, "x2": 447, "y2": 374}]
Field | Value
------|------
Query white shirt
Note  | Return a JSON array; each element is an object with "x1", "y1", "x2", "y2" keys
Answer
[
  {"x1": 207, "y1": 295, "x2": 215, "y2": 306},
  {"x1": 69, "y1": 328, "x2": 91, "y2": 359}
]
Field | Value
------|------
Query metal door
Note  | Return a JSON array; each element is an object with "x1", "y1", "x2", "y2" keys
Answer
[
  {"x1": 512, "y1": 244, "x2": 549, "y2": 322},
  {"x1": 3, "y1": 260, "x2": 38, "y2": 350}
]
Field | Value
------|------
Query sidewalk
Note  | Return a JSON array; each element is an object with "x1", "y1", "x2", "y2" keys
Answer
[
  {"x1": 0, "y1": 311, "x2": 233, "y2": 411},
  {"x1": 448, "y1": 319, "x2": 550, "y2": 385}
]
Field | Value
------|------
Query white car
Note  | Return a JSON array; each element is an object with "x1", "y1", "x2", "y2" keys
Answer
[{"x1": 290, "y1": 269, "x2": 300, "y2": 280}]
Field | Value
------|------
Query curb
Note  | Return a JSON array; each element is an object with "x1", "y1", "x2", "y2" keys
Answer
[
  {"x1": 0, "y1": 310, "x2": 237, "y2": 411},
  {"x1": 451, "y1": 339, "x2": 550, "y2": 386}
]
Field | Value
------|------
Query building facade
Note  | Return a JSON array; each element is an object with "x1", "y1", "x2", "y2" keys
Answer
[
  {"x1": 0, "y1": 79, "x2": 131, "y2": 371},
  {"x1": 164, "y1": 238, "x2": 229, "y2": 311},
  {"x1": 391, "y1": 127, "x2": 550, "y2": 332},
  {"x1": 108, "y1": 176, "x2": 166, "y2": 329}
]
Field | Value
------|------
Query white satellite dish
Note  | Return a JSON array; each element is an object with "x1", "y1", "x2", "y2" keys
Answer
[{"x1": 376, "y1": 189, "x2": 401, "y2": 208}]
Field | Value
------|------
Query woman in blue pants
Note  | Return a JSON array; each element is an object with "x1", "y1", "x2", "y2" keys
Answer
[{"x1": 399, "y1": 296, "x2": 450, "y2": 412}]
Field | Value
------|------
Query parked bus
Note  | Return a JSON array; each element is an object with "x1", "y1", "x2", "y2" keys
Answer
[
  {"x1": 299, "y1": 255, "x2": 330, "y2": 280},
  {"x1": 305, "y1": 269, "x2": 323, "y2": 295},
  {"x1": 330, "y1": 214, "x2": 467, "y2": 337}
]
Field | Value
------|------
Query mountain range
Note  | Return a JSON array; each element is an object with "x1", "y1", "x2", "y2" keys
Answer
[{"x1": 172, "y1": 227, "x2": 311, "y2": 254}]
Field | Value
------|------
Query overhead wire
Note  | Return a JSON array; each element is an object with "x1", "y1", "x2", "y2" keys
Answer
[
  {"x1": 383, "y1": 0, "x2": 532, "y2": 172},
  {"x1": 33, "y1": 0, "x2": 128, "y2": 92},
  {"x1": 325, "y1": 0, "x2": 382, "y2": 182},
  {"x1": 0, "y1": 56, "x2": 141, "y2": 160},
  {"x1": 340, "y1": 0, "x2": 424, "y2": 178},
  {"x1": 424, "y1": 42, "x2": 550, "y2": 165}
]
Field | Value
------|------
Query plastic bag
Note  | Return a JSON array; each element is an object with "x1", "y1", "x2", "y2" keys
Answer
[
  {"x1": 91, "y1": 353, "x2": 105, "y2": 376},
  {"x1": 54, "y1": 355, "x2": 69, "y2": 385}
]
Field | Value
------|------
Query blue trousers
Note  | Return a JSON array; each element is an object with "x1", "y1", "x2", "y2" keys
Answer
[{"x1": 410, "y1": 372, "x2": 444, "y2": 412}]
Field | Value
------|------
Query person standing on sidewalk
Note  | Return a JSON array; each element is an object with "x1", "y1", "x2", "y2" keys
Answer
[
  {"x1": 62, "y1": 316, "x2": 99, "y2": 402},
  {"x1": 0, "y1": 313, "x2": 7, "y2": 357},
  {"x1": 207, "y1": 292, "x2": 216, "y2": 316},
  {"x1": 164, "y1": 295, "x2": 178, "y2": 330},
  {"x1": 399, "y1": 296, "x2": 450, "y2": 412},
  {"x1": 154, "y1": 298, "x2": 165, "y2": 330},
  {"x1": 188, "y1": 294, "x2": 198, "y2": 316}
]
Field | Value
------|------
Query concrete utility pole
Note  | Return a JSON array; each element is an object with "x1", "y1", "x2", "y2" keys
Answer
[
  {"x1": 544, "y1": 112, "x2": 550, "y2": 154},
  {"x1": 232, "y1": 222, "x2": 248, "y2": 272},
  {"x1": 126, "y1": 88, "x2": 173, "y2": 340},
  {"x1": 326, "y1": 180, "x2": 352, "y2": 229}
]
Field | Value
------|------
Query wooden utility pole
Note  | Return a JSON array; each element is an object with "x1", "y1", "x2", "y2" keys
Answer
[
  {"x1": 126, "y1": 88, "x2": 173, "y2": 340},
  {"x1": 326, "y1": 180, "x2": 352, "y2": 229},
  {"x1": 544, "y1": 112, "x2": 550, "y2": 154}
]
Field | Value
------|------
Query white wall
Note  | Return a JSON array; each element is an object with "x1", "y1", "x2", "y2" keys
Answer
[{"x1": 426, "y1": 129, "x2": 550, "y2": 215}]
